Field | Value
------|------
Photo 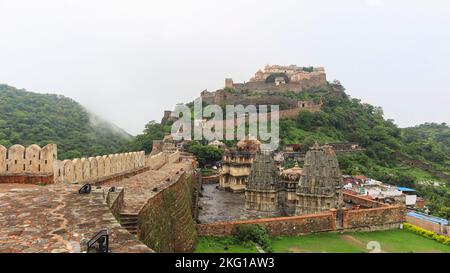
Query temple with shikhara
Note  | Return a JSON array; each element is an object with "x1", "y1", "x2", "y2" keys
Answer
[
  {"x1": 245, "y1": 152, "x2": 280, "y2": 212},
  {"x1": 295, "y1": 143, "x2": 344, "y2": 215},
  {"x1": 244, "y1": 143, "x2": 343, "y2": 216}
]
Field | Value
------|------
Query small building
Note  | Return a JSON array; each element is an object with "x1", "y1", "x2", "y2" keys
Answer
[
  {"x1": 208, "y1": 140, "x2": 227, "y2": 149},
  {"x1": 397, "y1": 186, "x2": 417, "y2": 207},
  {"x1": 219, "y1": 136, "x2": 261, "y2": 193}
]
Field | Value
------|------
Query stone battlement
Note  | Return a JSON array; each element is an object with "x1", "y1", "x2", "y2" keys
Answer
[
  {"x1": 0, "y1": 144, "x2": 56, "y2": 175},
  {"x1": 226, "y1": 64, "x2": 327, "y2": 93}
]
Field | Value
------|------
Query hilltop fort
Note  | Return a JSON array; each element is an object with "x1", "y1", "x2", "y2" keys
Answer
[
  {"x1": 162, "y1": 64, "x2": 327, "y2": 125},
  {"x1": 228, "y1": 64, "x2": 326, "y2": 92},
  {"x1": 200, "y1": 64, "x2": 327, "y2": 105}
]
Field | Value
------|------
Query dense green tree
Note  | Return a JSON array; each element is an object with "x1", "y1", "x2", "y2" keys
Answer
[
  {"x1": 0, "y1": 85, "x2": 131, "y2": 159},
  {"x1": 183, "y1": 141, "x2": 223, "y2": 167},
  {"x1": 128, "y1": 121, "x2": 167, "y2": 154}
]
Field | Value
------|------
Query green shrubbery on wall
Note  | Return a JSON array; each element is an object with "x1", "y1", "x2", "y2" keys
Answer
[{"x1": 403, "y1": 223, "x2": 450, "y2": 245}]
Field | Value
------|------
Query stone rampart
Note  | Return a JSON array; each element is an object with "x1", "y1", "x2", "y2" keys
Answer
[
  {"x1": 197, "y1": 212, "x2": 336, "y2": 236},
  {"x1": 342, "y1": 205, "x2": 406, "y2": 231},
  {"x1": 0, "y1": 144, "x2": 56, "y2": 174},
  {"x1": 197, "y1": 202, "x2": 405, "y2": 236},
  {"x1": 137, "y1": 171, "x2": 198, "y2": 252},
  {"x1": 54, "y1": 151, "x2": 146, "y2": 183}
]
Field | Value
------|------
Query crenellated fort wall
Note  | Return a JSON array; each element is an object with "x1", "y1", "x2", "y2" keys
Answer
[
  {"x1": 54, "y1": 151, "x2": 147, "y2": 184},
  {"x1": 0, "y1": 144, "x2": 179, "y2": 185},
  {"x1": 0, "y1": 144, "x2": 57, "y2": 184},
  {"x1": 0, "y1": 144, "x2": 56, "y2": 174}
]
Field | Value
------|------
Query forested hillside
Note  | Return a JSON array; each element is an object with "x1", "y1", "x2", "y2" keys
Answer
[
  {"x1": 278, "y1": 82, "x2": 450, "y2": 218},
  {"x1": 136, "y1": 81, "x2": 450, "y2": 218},
  {"x1": 0, "y1": 84, "x2": 131, "y2": 159}
]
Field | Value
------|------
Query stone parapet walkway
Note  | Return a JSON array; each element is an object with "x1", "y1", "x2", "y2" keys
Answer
[
  {"x1": 0, "y1": 183, "x2": 151, "y2": 253},
  {"x1": 101, "y1": 161, "x2": 194, "y2": 214}
]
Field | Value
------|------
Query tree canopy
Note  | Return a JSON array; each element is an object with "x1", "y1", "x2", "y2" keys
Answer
[{"x1": 0, "y1": 84, "x2": 131, "y2": 159}]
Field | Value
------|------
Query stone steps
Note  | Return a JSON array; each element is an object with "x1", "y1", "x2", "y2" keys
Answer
[{"x1": 120, "y1": 212, "x2": 139, "y2": 235}]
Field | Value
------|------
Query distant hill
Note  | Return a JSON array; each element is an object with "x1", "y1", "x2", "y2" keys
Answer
[
  {"x1": 0, "y1": 84, "x2": 132, "y2": 159},
  {"x1": 402, "y1": 123, "x2": 450, "y2": 166},
  {"x1": 149, "y1": 80, "x2": 450, "y2": 218}
]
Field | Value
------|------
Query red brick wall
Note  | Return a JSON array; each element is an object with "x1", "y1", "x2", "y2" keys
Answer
[
  {"x1": 197, "y1": 205, "x2": 406, "y2": 237},
  {"x1": 197, "y1": 212, "x2": 336, "y2": 236},
  {"x1": 0, "y1": 173, "x2": 54, "y2": 185},
  {"x1": 406, "y1": 215, "x2": 450, "y2": 237},
  {"x1": 343, "y1": 192, "x2": 387, "y2": 208},
  {"x1": 343, "y1": 205, "x2": 405, "y2": 230}
]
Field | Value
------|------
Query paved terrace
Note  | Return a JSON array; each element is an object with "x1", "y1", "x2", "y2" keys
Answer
[
  {"x1": 101, "y1": 160, "x2": 194, "y2": 214},
  {"x1": 0, "y1": 183, "x2": 151, "y2": 253},
  {"x1": 198, "y1": 184, "x2": 282, "y2": 223}
]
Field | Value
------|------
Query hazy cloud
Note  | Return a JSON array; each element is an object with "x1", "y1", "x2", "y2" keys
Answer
[{"x1": 1, "y1": 0, "x2": 449, "y2": 134}]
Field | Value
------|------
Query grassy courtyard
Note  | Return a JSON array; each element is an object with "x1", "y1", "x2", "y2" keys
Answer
[{"x1": 195, "y1": 229, "x2": 450, "y2": 253}]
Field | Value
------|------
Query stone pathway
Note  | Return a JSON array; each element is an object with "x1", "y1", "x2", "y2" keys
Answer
[
  {"x1": 101, "y1": 161, "x2": 193, "y2": 214},
  {"x1": 0, "y1": 183, "x2": 151, "y2": 253}
]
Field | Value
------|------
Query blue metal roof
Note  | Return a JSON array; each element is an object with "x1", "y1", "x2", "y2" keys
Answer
[
  {"x1": 397, "y1": 186, "x2": 416, "y2": 192},
  {"x1": 407, "y1": 211, "x2": 449, "y2": 225}
]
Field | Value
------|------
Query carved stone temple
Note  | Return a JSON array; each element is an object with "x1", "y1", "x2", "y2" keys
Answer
[
  {"x1": 244, "y1": 143, "x2": 344, "y2": 216},
  {"x1": 295, "y1": 143, "x2": 344, "y2": 215},
  {"x1": 245, "y1": 152, "x2": 280, "y2": 212}
]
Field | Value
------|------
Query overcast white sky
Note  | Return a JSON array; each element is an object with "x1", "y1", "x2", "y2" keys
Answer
[{"x1": 1, "y1": 0, "x2": 449, "y2": 135}]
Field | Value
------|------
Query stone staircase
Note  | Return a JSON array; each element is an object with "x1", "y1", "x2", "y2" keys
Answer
[{"x1": 120, "y1": 212, "x2": 139, "y2": 235}]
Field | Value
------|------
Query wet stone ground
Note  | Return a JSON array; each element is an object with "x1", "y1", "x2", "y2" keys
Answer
[
  {"x1": 198, "y1": 183, "x2": 281, "y2": 224},
  {"x1": 0, "y1": 183, "x2": 151, "y2": 253}
]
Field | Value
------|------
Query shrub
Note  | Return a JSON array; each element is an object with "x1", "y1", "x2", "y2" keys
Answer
[
  {"x1": 403, "y1": 223, "x2": 450, "y2": 245},
  {"x1": 232, "y1": 224, "x2": 273, "y2": 252}
]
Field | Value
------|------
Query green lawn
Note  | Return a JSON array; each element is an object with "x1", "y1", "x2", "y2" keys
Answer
[
  {"x1": 194, "y1": 237, "x2": 259, "y2": 253},
  {"x1": 195, "y1": 230, "x2": 450, "y2": 253}
]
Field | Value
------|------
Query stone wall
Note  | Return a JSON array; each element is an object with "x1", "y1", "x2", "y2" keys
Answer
[
  {"x1": 54, "y1": 151, "x2": 146, "y2": 183},
  {"x1": 0, "y1": 143, "x2": 153, "y2": 185},
  {"x1": 406, "y1": 215, "x2": 450, "y2": 237},
  {"x1": 137, "y1": 171, "x2": 197, "y2": 253},
  {"x1": 343, "y1": 192, "x2": 387, "y2": 208},
  {"x1": 0, "y1": 144, "x2": 56, "y2": 175},
  {"x1": 342, "y1": 205, "x2": 406, "y2": 231},
  {"x1": 0, "y1": 173, "x2": 54, "y2": 185},
  {"x1": 397, "y1": 153, "x2": 450, "y2": 182},
  {"x1": 147, "y1": 152, "x2": 168, "y2": 170},
  {"x1": 202, "y1": 174, "x2": 219, "y2": 184},
  {"x1": 201, "y1": 91, "x2": 299, "y2": 107},
  {"x1": 106, "y1": 187, "x2": 125, "y2": 220},
  {"x1": 197, "y1": 205, "x2": 405, "y2": 237},
  {"x1": 197, "y1": 212, "x2": 336, "y2": 236},
  {"x1": 168, "y1": 151, "x2": 181, "y2": 163}
]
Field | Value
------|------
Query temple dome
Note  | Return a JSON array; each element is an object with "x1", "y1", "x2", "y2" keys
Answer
[
  {"x1": 236, "y1": 136, "x2": 261, "y2": 152},
  {"x1": 280, "y1": 163, "x2": 302, "y2": 181}
]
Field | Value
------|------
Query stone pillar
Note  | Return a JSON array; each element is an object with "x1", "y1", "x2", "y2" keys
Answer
[
  {"x1": 342, "y1": 208, "x2": 349, "y2": 229},
  {"x1": 329, "y1": 209, "x2": 337, "y2": 230}
]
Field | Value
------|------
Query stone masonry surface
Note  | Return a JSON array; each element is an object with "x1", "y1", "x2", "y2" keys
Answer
[
  {"x1": 0, "y1": 183, "x2": 151, "y2": 253},
  {"x1": 101, "y1": 160, "x2": 194, "y2": 214}
]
